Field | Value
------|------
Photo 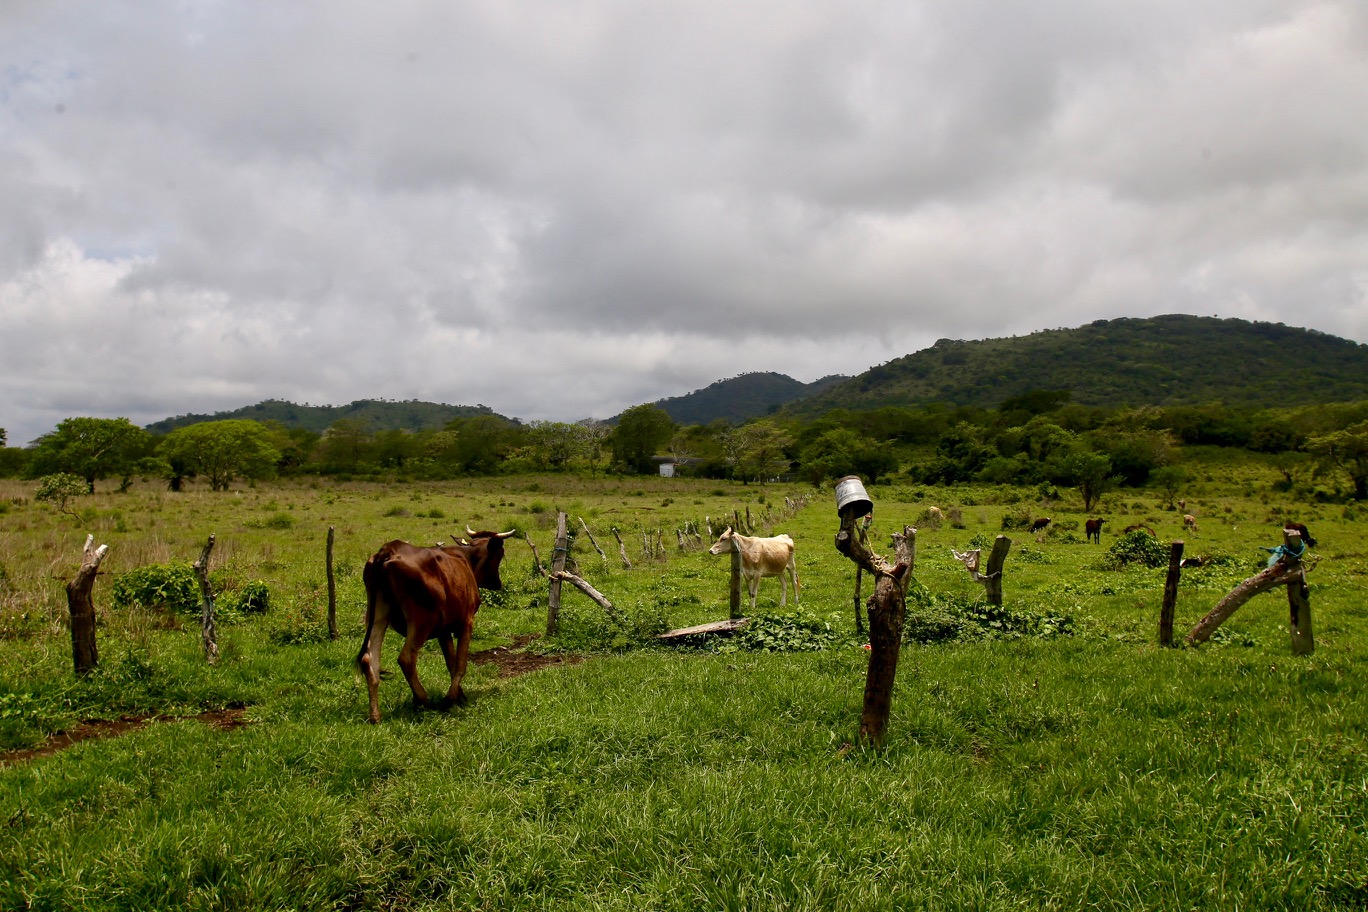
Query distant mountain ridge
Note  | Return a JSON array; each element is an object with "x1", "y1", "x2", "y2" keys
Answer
[
  {"x1": 649, "y1": 372, "x2": 847, "y2": 425},
  {"x1": 145, "y1": 399, "x2": 505, "y2": 435},
  {"x1": 785, "y1": 315, "x2": 1368, "y2": 417},
  {"x1": 141, "y1": 316, "x2": 1368, "y2": 435}
]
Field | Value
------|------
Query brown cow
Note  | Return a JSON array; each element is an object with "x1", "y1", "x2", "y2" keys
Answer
[
  {"x1": 1085, "y1": 518, "x2": 1105, "y2": 544},
  {"x1": 1029, "y1": 517, "x2": 1052, "y2": 533},
  {"x1": 357, "y1": 527, "x2": 515, "y2": 723}
]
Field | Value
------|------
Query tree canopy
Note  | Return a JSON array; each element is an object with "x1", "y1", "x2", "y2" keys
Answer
[{"x1": 159, "y1": 420, "x2": 281, "y2": 491}]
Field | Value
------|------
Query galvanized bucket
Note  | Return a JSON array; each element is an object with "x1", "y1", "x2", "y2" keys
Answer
[{"x1": 834, "y1": 475, "x2": 872, "y2": 518}]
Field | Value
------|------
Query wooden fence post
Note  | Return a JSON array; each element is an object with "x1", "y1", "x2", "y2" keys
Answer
[
  {"x1": 326, "y1": 525, "x2": 338, "y2": 640},
  {"x1": 193, "y1": 534, "x2": 219, "y2": 665},
  {"x1": 1158, "y1": 540, "x2": 1184, "y2": 646},
  {"x1": 984, "y1": 535, "x2": 1012, "y2": 606},
  {"x1": 852, "y1": 565, "x2": 865, "y2": 636},
  {"x1": 1288, "y1": 574, "x2": 1314, "y2": 656},
  {"x1": 546, "y1": 512, "x2": 569, "y2": 636},
  {"x1": 66, "y1": 534, "x2": 109, "y2": 677},
  {"x1": 729, "y1": 533, "x2": 743, "y2": 620}
]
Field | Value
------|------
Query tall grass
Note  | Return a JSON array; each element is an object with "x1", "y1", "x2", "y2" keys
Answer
[{"x1": 2, "y1": 468, "x2": 1367, "y2": 909}]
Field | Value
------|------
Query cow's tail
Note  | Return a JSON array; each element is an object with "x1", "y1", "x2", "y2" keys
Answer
[{"x1": 356, "y1": 562, "x2": 380, "y2": 674}]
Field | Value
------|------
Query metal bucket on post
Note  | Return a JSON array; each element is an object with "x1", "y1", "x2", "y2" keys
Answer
[{"x1": 834, "y1": 475, "x2": 873, "y2": 519}]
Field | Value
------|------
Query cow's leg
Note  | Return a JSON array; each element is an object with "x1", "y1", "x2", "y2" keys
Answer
[
  {"x1": 789, "y1": 558, "x2": 800, "y2": 606},
  {"x1": 360, "y1": 619, "x2": 387, "y2": 724},
  {"x1": 749, "y1": 576, "x2": 759, "y2": 614},
  {"x1": 396, "y1": 627, "x2": 432, "y2": 710},
  {"x1": 779, "y1": 570, "x2": 787, "y2": 607},
  {"x1": 440, "y1": 615, "x2": 474, "y2": 706}
]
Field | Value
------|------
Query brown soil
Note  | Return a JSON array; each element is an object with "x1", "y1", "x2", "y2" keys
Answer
[{"x1": 0, "y1": 634, "x2": 577, "y2": 768}]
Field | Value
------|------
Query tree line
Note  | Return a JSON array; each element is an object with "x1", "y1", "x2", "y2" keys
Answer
[{"x1": 3, "y1": 392, "x2": 1368, "y2": 502}]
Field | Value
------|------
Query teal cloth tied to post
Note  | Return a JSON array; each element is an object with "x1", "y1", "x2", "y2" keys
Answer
[{"x1": 1262, "y1": 539, "x2": 1306, "y2": 567}]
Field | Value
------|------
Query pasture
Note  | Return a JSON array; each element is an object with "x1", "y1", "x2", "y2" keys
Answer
[{"x1": 1, "y1": 466, "x2": 1367, "y2": 910}]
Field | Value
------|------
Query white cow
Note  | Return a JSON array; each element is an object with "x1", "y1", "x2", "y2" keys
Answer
[{"x1": 709, "y1": 527, "x2": 800, "y2": 612}]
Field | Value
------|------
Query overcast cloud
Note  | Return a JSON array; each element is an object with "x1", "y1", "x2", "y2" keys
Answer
[{"x1": 2, "y1": 1, "x2": 1366, "y2": 445}]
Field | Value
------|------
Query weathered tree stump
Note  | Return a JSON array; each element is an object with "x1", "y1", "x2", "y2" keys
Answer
[
  {"x1": 983, "y1": 535, "x2": 1011, "y2": 606},
  {"x1": 579, "y1": 517, "x2": 607, "y2": 562},
  {"x1": 66, "y1": 534, "x2": 109, "y2": 676},
  {"x1": 193, "y1": 534, "x2": 219, "y2": 664},
  {"x1": 835, "y1": 512, "x2": 915, "y2": 747},
  {"x1": 1158, "y1": 540, "x2": 1184, "y2": 646}
]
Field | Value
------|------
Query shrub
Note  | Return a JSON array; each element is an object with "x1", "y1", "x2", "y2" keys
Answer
[
  {"x1": 111, "y1": 563, "x2": 200, "y2": 614},
  {"x1": 904, "y1": 588, "x2": 1075, "y2": 644},
  {"x1": 220, "y1": 580, "x2": 270, "y2": 614},
  {"x1": 269, "y1": 603, "x2": 328, "y2": 645},
  {"x1": 725, "y1": 611, "x2": 842, "y2": 653},
  {"x1": 1101, "y1": 530, "x2": 1168, "y2": 569}
]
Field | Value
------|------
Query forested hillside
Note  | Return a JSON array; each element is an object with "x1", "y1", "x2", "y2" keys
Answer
[
  {"x1": 650, "y1": 372, "x2": 846, "y2": 425},
  {"x1": 146, "y1": 398, "x2": 507, "y2": 435},
  {"x1": 786, "y1": 315, "x2": 1368, "y2": 417}
]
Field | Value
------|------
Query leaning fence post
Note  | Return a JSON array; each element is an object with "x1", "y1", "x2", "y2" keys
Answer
[
  {"x1": 1158, "y1": 540, "x2": 1184, "y2": 646},
  {"x1": 1187, "y1": 529, "x2": 1310, "y2": 647}
]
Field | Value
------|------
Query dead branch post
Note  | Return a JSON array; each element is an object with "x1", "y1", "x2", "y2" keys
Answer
[
  {"x1": 578, "y1": 516, "x2": 607, "y2": 563},
  {"x1": 546, "y1": 513, "x2": 569, "y2": 636},
  {"x1": 525, "y1": 532, "x2": 548, "y2": 577},
  {"x1": 1187, "y1": 529, "x2": 1312, "y2": 649},
  {"x1": 610, "y1": 526, "x2": 632, "y2": 570},
  {"x1": 326, "y1": 525, "x2": 338, "y2": 640},
  {"x1": 1158, "y1": 540, "x2": 1184, "y2": 646},
  {"x1": 835, "y1": 509, "x2": 915, "y2": 748},
  {"x1": 193, "y1": 534, "x2": 220, "y2": 665},
  {"x1": 66, "y1": 534, "x2": 109, "y2": 676}
]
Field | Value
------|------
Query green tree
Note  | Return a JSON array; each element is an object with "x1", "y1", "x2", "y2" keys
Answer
[
  {"x1": 1050, "y1": 449, "x2": 1115, "y2": 511},
  {"x1": 526, "y1": 421, "x2": 587, "y2": 470},
  {"x1": 34, "y1": 473, "x2": 89, "y2": 520},
  {"x1": 799, "y1": 428, "x2": 896, "y2": 485},
  {"x1": 1308, "y1": 421, "x2": 1368, "y2": 500},
  {"x1": 159, "y1": 420, "x2": 281, "y2": 491},
  {"x1": 611, "y1": 404, "x2": 675, "y2": 474},
  {"x1": 27, "y1": 417, "x2": 150, "y2": 492},
  {"x1": 725, "y1": 420, "x2": 794, "y2": 483},
  {"x1": 316, "y1": 418, "x2": 374, "y2": 473},
  {"x1": 1149, "y1": 465, "x2": 1190, "y2": 509}
]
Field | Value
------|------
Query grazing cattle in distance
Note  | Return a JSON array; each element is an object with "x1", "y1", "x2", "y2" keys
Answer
[
  {"x1": 1180, "y1": 556, "x2": 1206, "y2": 568},
  {"x1": 1085, "y1": 518, "x2": 1105, "y2": 544},
  {"x1": 1183, "y1": 514, "x2": 1199, "y2": 533},
  {"x1": 1123, "y1": 523, "x2": 1156, "y2": 537},
  {"x1": 1030, "y1": 517, "x2": 1052, "y2": 533},
  {"x1": 709, "y1": 527, "x2": 799, "y2": 613},
  {"x1": 1283, "y1": 522, "x2": 1317, "y2": 548},
  {"x1": 357, "y1": 528, "x2": 515, "y2": 723}
]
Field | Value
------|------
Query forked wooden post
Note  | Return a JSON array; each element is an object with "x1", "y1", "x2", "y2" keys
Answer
[
  {"x1": 1158, "y1": 540, "x2": 1184, "y2": 646},
  {"x1": 835, "y1": 510, "x2": 915, "y2": 748},
  {"x1": 1288, "y1": 572, "x2": 1314, "y2": 656},
  {"x1": 546, "y1": 512, "x2": 569, "y2": 636},
  {"x1": 326, "y1": 525, "x2": 338, "y2": 640},
  {"x1": 66, "y1": 534, "x2": 109, "y2": 676},
  {"x1": 193, "y1": 534, "x2": 219, "y2": 665}
]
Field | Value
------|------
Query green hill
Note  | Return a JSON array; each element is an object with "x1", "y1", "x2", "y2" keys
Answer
[
  {"x1": 650, "y1": 372, "x2": 847, "y2": 425},
  {"x1": 146, "y1": 399, "x2": 508, "y2": 435},
  {"x1": 785, "y1": 315, "x2": 1368, "y2": 417}
]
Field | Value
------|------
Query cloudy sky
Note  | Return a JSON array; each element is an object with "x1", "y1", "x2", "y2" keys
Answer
[{"x1": 2, "y1": 2, "x2": 1366, "y2": 445}]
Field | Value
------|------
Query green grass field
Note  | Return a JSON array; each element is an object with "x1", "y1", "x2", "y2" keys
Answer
[{"x1": 2, "y1": 469, "x2": 1366, "y2": 910}]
